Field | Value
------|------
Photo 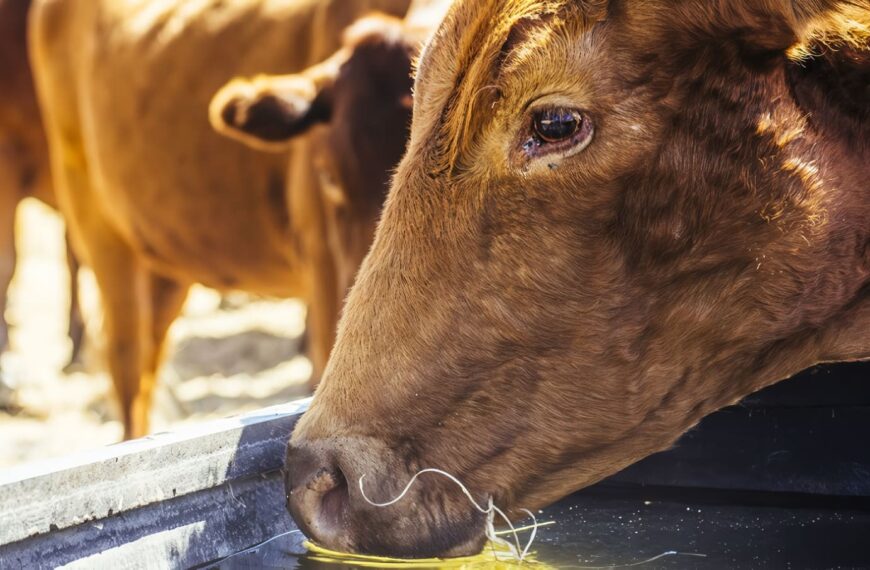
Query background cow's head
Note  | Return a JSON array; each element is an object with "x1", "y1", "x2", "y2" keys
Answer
[
  {"x1": 284, "y1": 0, "x2": 870, "y2": 559},
  {"x1": 210, "y1": 14, "x2": 416, "y2": 295}
]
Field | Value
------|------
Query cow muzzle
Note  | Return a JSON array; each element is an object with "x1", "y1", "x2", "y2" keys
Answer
[{"x1": 284, "y1": 436, "x2": 488, "y2": 558}]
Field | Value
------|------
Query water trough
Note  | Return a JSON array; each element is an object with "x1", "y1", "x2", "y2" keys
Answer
[{"x1": 1, "y1": 362, "x2": 869, "y2": 568}]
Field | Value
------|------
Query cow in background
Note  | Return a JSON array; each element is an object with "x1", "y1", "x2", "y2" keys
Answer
[
  {"x1": 29, "y1": 0, "x2": 411, "y2": 438},
  {"x1": 210, "y1": 0, "x2": 453, "y2": 315}
]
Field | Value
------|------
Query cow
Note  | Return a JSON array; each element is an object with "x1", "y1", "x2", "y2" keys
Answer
[
  {"x1": 29, "y1": 0, "x2": 412, "y2": 439},
  {"x1": 283, "y1": 0, "x2": 870, "y2": 558},
  {"x1": 0, "y1": 0, "x2": 83, "y2": 382},
  {"x1": 210, "y1": 0, "x2": 452, "y2": 316}
]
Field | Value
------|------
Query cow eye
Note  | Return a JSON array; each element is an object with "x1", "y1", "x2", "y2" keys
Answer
[{"x1": 532, "y1": 107, "x2": 582, "y2": 143}]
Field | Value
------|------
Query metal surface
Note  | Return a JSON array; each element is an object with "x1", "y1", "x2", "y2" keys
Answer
[{"x1": 0, "y1": 399, "x2": 310, "y2": 568}]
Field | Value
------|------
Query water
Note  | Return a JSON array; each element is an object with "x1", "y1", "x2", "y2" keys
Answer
[{"x1": 208, "y1": 487, "x2": 870, "y2": 568}]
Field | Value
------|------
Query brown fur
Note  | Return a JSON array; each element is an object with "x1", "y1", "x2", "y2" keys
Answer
[
  {"x1": 286, "y1": 0, "x2": 870, "y2": 558},
  {"x1": 28, "y1": 0, "x2": 412, "y2": 438},
  {"x1": 0, "y1": 0, "x2": 82, "y2": 366},
  {"x1": 210, "y1": 8, "x2": 438, "y2": 299}
]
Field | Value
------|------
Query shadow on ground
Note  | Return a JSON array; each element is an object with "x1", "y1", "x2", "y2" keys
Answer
[{"x1": 170, "y1": 329, "x2": 305, "y2": 381}]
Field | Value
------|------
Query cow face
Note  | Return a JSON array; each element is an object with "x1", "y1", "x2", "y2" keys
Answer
[
  {"x1": 211, "y1": 15, "x2": 415, "y2": 294},
  {"x1": 284, "y1": 0, "x2": 870, "y2": 559}
]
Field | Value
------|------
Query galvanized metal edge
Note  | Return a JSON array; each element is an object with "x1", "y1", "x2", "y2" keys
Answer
[{"x1": 0, "y1": 398, "x2": 310, "y2": 547}]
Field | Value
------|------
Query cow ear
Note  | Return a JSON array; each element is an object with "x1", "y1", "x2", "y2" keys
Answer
[
  {"x1": 768, "y1": 1, "x2": 866, "y2": 52},
  {"x1": 210, "y1": 73, "x2": 333, "y2": 152},
  {"x1": 651, "y1": 1, "x2": 868, "y2": 55}
]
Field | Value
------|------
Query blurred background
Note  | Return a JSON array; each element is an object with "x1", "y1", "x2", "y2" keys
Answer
[{"x1": 0, "y1": 199, "x2": 311, "y2": 467}]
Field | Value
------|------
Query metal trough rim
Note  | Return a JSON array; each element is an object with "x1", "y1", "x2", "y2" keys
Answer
[{"x1": 0, "y1": 398, "x2": 310, "y2": 551}]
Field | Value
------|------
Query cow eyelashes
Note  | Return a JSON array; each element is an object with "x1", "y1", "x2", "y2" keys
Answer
[{"x1": 520, "y1": 106, "x2": 593, "y2": 162}]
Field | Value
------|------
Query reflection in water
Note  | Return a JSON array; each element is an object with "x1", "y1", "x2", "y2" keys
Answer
[
  {"x1": 212, "y1": 532, "x2": 556, "y2": 569},
  {"x1": 208, "y1": 487, "x2": 870, "y2": 569},
  {"x1": 304, "y1": 538, "x2": 554, "y2": 568},
  {"x1": 211, "y1": 530, "x2": 704, "y2": 569},
  {"x1": 209, "y1": 512, "x2": 704, "y2": 569}
]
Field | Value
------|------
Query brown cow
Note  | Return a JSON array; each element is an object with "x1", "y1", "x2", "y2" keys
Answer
[
  {"x1": 29, "y1": 0, "x2": 411, "y2": 438},
  {"x1": 210, "y1": 0, "x2": 451, "y2": 309},
  {"x1": 0, "y1": 0, "x2": 83, "y2": 376},
  {"x1": 284, "y1": 0, "x2": 870, "y2": 558}
]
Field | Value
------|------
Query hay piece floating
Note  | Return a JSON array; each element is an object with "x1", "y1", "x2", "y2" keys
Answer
[{"x1": 304, "y1": 539, "x2": 554, "y2": 568}]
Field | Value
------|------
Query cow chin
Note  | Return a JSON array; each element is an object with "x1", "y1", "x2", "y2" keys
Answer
[{"x1": 284, "y1": 435, "x2": 489, "y2": 558}]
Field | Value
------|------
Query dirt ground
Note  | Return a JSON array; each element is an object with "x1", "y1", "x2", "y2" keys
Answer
[{"x1": 0, "y1": 199, "x2": 312, "y2": 468}]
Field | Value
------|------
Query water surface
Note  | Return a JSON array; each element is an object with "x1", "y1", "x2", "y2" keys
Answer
[{"x1": 211, "y1": 487, "x2": 870, "y2": 568}]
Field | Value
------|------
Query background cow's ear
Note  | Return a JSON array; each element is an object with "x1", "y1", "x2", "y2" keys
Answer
[{"x1": 210, "y1": 74, "x2": 333, "y2": 152}]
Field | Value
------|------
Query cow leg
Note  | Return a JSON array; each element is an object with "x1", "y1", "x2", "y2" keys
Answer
[
  {"x1": 40, "y1": 126, "x2": 164, "y2": 438},
  {"x1": 305, "y1": 260, "x2": 339, "y2": 392},
  {"x1": 82, "y1": 229, "x2": 149, "y2": 439},
  {"x1": 63, "y1": 231, "x2": 85, "y2": 370},
  {"x1": 0, "y1": 204, "x2": 16, "y2": 357},
  {"x1": 0, "y1": 152, "x2": 18, "y2": 411},
  {"x1": 299, "y1": 199, "x2": 339, "y2": 390},
  {"x1": 0, "y1": 149, "x2": 20, "y2": 356},
  {"x1": 89, "y1": 240, "x2": 189, "y2": 440},
  {"x1": 287, "y1": 147, "x2": 339, "y2": 392},
  {"x1": 134, "y1": 272, "x2": 189, "y2": 435}
]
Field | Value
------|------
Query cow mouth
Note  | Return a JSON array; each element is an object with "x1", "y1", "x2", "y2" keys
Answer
[
  {"x1": 353, "y1": 468, "x2": 493, "y2": 558},
  {"x1": 295, "y1": 490, "x2": 490, "y2": 559},
  {"x1": 284, "y1": 438, "x2": 491, "y2": 558}
]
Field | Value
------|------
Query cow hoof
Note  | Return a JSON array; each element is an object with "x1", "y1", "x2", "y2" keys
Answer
[{"x1": 62, "y1": 352, "x2": 87, "y2": 375}]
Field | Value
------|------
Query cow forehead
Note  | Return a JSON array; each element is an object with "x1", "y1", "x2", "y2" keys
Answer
[{"x1": 411, "y1": 0, "x2": 606, "y2": 174}]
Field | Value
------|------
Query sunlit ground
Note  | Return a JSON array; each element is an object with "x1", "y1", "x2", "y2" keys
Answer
[{"x1": 0, "y1": 199, "x2": 311, "y2": 468}]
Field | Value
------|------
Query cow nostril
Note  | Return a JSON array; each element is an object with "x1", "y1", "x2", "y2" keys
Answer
[
  {"x1": 318, "y1": 468, "x2": 348, "y2": 528},
  {"x1": 287, "y1": 458, "x2": 351, "y2": 547},
  {"x1": 304, "y1": 465, "x2": 348, "y2": 524},
  {"x1": 307, "y1": 466, "x2": 343, "y2": 493}
]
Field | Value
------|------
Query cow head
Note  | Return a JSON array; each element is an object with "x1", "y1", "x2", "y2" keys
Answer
[
  {"x1": 284, "y1": 0, "x2": 870, "y2": 558},
  {"x1": 211, "y1": 15, "x2": 416, "y2": 294}
]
